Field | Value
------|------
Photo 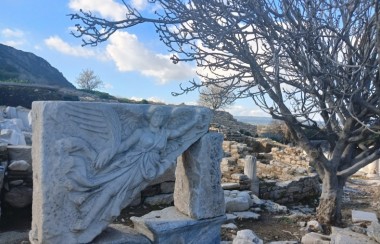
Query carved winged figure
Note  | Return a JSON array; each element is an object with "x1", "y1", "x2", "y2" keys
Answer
[{"x1": 54, "y1": 103, "x2": 208, "y2": 243}]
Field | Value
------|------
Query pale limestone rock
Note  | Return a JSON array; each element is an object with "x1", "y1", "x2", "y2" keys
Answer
[
  {"x1": 222, "y1": 183, "x2": 240, "y2": 190},
  {"x1": 330, "y1": 227, "x2": 377, "y2": 244},
  {"x1": 268, "y1": 242, "x2": 298, "y2": 244},
  {"x1": 131, "y1": 206, "x2": 225, "y2": 244},
  {"x1": 306, "y1": 220, "x2": 323, "y2": 233},
  {"x1": 367, "y1": 221, "x2": 380, "y2": 243},
  {"x1": 8, "y1": 160, "x2": 30, "y2": 171},
  {"x1": 233, "y1": 229, "x2": 263, "y2": 244},
  {"x1": 244, "y1": 155, "x2": 259, "y2": 195},
  {"x1": 226, "y1": 213, "x2": 238, "y2": 221},
  {"x1": 251, "y1": 194, "x2": 264, "y2": 206},
  {"x1": 232, "y1": 211, "x2": 260, "y2": 220},
  {"x1": 225, "y1": 196, "x2": 250, "y2": 212},
  {"x1": 0, "y1": 128, "x2": 26, "y2": 145},
  {"x1": 222, "y1": 223, "x2": 238, "y2": 230},
  {"x1": 301, "y1": 232, "x2": 330, "y2": 244},
  {"x1": 263, "y1": 200, "x2": 287, "y2": 213},
  {"x1": 4, "y1": 106, "x2": 31, "y2": 131},
  {"x1": 7, "y1": 145, "x2": 32, "y2": 167},
  {"x1": 231, "y1": 173, "x2": 249, "y2": 181},
  {"x1": 174, "y1": 132, "x2": 225, "y2": 219},
  {"x1": 352, "y1": 210, "x2": 378, "y2": 223},
  {"x1": 224, "y1": 190, "x2": 253, "y2": 212},
  {"x1": 144, "y1": 193, "x2": 173, "y2": 206},
  {"x1": 30, "y1": 102, "x2": 211, "y2": 244}
]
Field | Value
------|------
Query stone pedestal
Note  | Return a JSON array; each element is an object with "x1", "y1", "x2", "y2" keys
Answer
[
  {"x1": 174, "y1": 132, "x2": 225, "y2": 219},
  {"x1": 131, "y1": 206, "x2": 226, "y2": 244},
  {"x1": 244, "y1": 155, "x2": 259, "y2": 195}
]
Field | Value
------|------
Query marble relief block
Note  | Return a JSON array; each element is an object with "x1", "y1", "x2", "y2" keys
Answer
[{"x1": 29, "y1": 101, "x2": 211, "y2": 244}]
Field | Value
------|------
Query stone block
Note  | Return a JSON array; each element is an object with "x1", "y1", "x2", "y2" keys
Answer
[
  {"x1": 144, "y1": 193, "x2": 173, "y2": 206},
  {"x1": 367, "y1": 221, "x2": 380, "y2": 243},
  {"x1": 222, "y1": 183, "x2": 240, "y2": 190},
  {"x1": 330, "y1": 227, "x2": 377, "y2": 244},
  {"x1": 8, "y1": 160, "x2": 30, "y2": 171},
  {"x1": 225, "y1": 196, "x2": 250, "y2": 212},
  {"x1": 231, "y1": 173, "x2": 249, "y2": 181},
  {"x1": 7, "y1": 145, "x2": 32, "y2": 167},
  {"x1": 29, "y1": 102, "x2": 211, "y2": 244},
  {"x1": 301, "y1": 232, "x2": 330, "y2": 244},
  {"x1": 232, "y1": 211, "x2": 260, "y2": 220},
  {"x1": 221, "y1": 157, "x2": 237, "y2": 166},
  {"x1": 131, "y1": 206, "x2": 226, "y2": 244},
  {"x1": 351, "y1": 210, "x2": 378, "y2": 223},
  {"x1": 174, "y1": 132, "x2": 225, "y2": 220},
  {"x1": 233, "y1": 229, "x2": 263, "y2": 244}
]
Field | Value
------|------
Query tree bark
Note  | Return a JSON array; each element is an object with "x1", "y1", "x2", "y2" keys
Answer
[{"x1": 316, "y1": 172, "x2": 346, "y2": 226}]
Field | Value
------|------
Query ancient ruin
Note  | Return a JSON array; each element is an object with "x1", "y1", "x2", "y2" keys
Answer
[{"x1": 29, "y1": 101, "x2": 225, "y2": 243}]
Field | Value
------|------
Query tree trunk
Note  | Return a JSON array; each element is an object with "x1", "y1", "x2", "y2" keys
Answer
[{"x1": 316, "y1": 173, "x2": 346, "y2": 226}]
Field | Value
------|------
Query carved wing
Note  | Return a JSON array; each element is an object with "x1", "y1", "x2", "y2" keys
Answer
[
  {"x1": 115, "y1": 107, "x2": 147, "y2": 140},
  {"x1": 61, "y1": 103, "x2": 122, "y2": 164}
]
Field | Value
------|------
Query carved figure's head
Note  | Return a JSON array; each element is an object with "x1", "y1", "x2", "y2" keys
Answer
[{"x1": 148, "y1": 107, "x2": 170, "y2": 128}]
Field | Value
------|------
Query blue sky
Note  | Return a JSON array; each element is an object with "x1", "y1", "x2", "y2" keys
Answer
[{"x1": 0, "y1": 0, "x2": 268, "y2": 117}]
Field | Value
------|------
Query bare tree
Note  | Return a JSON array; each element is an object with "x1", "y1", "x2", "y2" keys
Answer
[
  {"x1": 76, "y1": 69, "x2": 103, "y2": 90},
  {"x1": 70, "y1": 0, "x2": 380, "y2": 225},
  {"x1": 198, "y1": 85, "x2": 235, "y2": 110}
]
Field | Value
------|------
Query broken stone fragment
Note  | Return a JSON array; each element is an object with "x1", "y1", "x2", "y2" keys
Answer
[
  {"x1": 351, "y1": 210, "x2": 378, "y2": 223},
  {"x1": 233, "y1": 229, "x2": 263, "y2": 244},
  {"x1": 8, "y1": 160, "x2": 30, "y2": 171}
]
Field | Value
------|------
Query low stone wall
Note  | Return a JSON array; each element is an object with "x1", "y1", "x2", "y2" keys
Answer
[
  {"x1": 221, "y1": 140, "x2": 321, "y2": 204},
  {"x1": 259, "y1": 174, "x2": 321, "y2": 204}
]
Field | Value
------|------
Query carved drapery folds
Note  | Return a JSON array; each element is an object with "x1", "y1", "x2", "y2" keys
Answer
[{"x1": 30, "y1": 102, "x2": 211, "y2": 244}]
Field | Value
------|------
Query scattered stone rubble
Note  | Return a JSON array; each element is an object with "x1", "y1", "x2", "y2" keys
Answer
[
  {"x1": 0, "y1": 106, "x2": 33, "y2": 215},
  {"x1": 301, "y1": 210, "x2": 380, "y2": 244},
  {"x1": 220, "y1": 140, "x2": 321, "y2": 204}
]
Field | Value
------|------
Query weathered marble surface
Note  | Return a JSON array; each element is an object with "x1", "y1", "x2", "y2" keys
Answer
[
  {"x1": 174, "y1": 132, "x2": 225, "y2": 219},
  {"x1": 131, "y1": 206, "x2": 225, "y2": 244},
  {"x1": 30, "y1": 101, "x2": 211, "y2": 244}
]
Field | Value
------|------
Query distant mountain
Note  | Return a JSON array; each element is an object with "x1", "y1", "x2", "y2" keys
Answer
[{"x1": 0, "y1": 43, "x2": 75, "y2": 88}]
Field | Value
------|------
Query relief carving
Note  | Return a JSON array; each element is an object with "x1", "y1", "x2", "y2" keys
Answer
[{"x1": 30, "y1": 102, "x2": 211, "y2": 244}]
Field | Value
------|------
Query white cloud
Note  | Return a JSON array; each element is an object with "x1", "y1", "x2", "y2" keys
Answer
[
  {"x1": 68, "y1": 0, "x2": 126, "y2": 20},
  {"x1": 2, "y1": 40, "x2": 25, "y2": 48},
  {"x1": 44, "y1": 36, "x2": 97, "y2": 58},
  {"x1": 131, "y1": 0, "x2": 147, "y2": 10},
  {"x1": 1, "y1": 28, "x2": 24, "y2": 38},
  {"x1": 106, "y1": 31, "x2": 197, "y2": 84},
  {"x1": 103, "y1": 83, "x2": 114, "y2": 90},
  {"x1": 1, "y1": 28, "x2": 26, "y2": 48}
]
